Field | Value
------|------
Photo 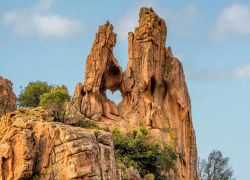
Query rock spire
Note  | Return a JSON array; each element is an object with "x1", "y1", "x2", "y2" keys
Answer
[{"x1": 73, "y1": 7, "x2": 198, "y2": 180}]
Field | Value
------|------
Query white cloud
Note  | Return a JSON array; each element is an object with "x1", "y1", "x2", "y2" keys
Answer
[
  {"x1": 33, "y1": 14, "x2": 81, "y2": 38},
  {"x1": 213, "y1": 4, "x2": 250, "y2": 42},
  {"x1": 1, "y1": 0, "x2": 82, "y2": 39},
  {"x1": 189, "y1": 64, "x2": 250, "y2": 81},
  {"x1": 229, "y1": 64, "x2": 250, "y2": 79},
  {"x1": 115, "y1": 1, "x2": 198, "y2": 41}
]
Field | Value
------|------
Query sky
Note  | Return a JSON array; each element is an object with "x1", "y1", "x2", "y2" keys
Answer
[{"x1": 1, "y1": 0, "x2": 250, "y2": 179}]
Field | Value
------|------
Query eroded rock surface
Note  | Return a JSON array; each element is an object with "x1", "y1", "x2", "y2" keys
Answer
[
  {"x1": 0, "y1": 108, "x2": 117, "y2": 180},
  {"x1": 0, "y1": 76, "x2": 16, "y2": 119},
  {"x1": 73, "y1": 7, "x2": 198, "y2": 180},
  {"x1": 119, "y1": 8, "x2": 198, "y2": 180},
  {"x1": 72, "y1": 22, "x2": 122, "y2": 121}
]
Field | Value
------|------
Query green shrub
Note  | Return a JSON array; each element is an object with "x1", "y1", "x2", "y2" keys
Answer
[
  {"x1": 39, "y1": 90, "x2": 70, "y2": 121},
  {"x1": 75, "y1": 119, "x2": 100, "y2": 129},
  {"x1": 144, "y1": 173, "x2": 155, "y2": 180},
  {"x1": 30, "y1": 174, "x2": 39, "y2": 180},
  {"x1": 18, "y1": 81, "x2": 51, "y2": 107},
  {"x1": 112, "y1": 127, "x2": 178, "y2": 179}
]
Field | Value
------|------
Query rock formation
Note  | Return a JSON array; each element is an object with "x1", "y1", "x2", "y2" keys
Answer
[
  {"x1": 119, "y1": 8, "x2": 197, "y2": 180},
  {"x1": 0, "y1": 108, "x2": 116, "y2": 180},
  {"x1": 72, "y1": 22, "x2": 122, "y2": 121},
  {"x1": 73, "y1": 7, "x2": 198, "y2": 180},
  {"x1": 0, "y1": 7, "x2": 198, "y2": 180},
  {"x1": 0, "y1": 76, "x2": 16, "y2": 119}
]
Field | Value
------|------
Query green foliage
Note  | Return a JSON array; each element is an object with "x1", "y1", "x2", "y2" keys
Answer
[
  {"x1": 39, "y1": 90, "x2": 70, "y2": 121},
  {"x1": 17, "y1": 81, "x2": 51, "y2": 107},
  {"x1": 112, "y1": 127, "x2": 178, "y2": 179},
  {"x1": 198, "y1": 150, "x2": 235, "y2": 180},
  {"x1": 144, "y1": 173, "x2": 155, "y2": 180},
  {"x1": 30, "y1": 174, "x2": 39, "y2": 180},
  {"x1": 77, "y1": 119, "x2": 100, "y2": 129},
  {"x1": 158, "y1": 145, "x2": 179, "y2": 173}
]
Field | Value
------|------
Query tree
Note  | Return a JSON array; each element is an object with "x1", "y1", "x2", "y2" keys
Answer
[
  {"x1": 198, "y1": 150, "x2": 235, "y2": 180},
  {"x1": 17, "y1": 81, "x2": 51, "y2": 107},
  {"x1": 39, "y1": 89, "x2": 70, "y2": 121}
]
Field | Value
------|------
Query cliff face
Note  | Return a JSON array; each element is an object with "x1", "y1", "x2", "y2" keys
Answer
[
  {"x1": 0, "y1": 108, "x2": 117, "y2": 180},
  {"x1": 0, "y1": 76, "x2": 16, "y2": 119},
  {"x1": 73, "y1": 7, "x2": 198, "y2": 180}
]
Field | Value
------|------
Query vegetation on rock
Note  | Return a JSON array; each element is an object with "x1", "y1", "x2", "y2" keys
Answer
[
  {"x1": 40, "y1": 89, "x2": 70, "y2": 121},
  {"x1": 72, "y1": 118, "x2": 100, "y2": 130},
  {"x1": 17, "y1": 81, "x2": 51, "y2": 107},
  {"x1": 112, "y1": 126, "x2": 178, "y2": 179},
  {"x1": 30, "y1": 174, "x2": 39, "y2": 180}
]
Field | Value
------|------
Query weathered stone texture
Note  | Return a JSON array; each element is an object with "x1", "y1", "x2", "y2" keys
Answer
[
  {"x1": 0, "y1": 76, "x2": 16, "y2": 119},
  {"x1": 118, "y1": 8, "x2": 197, "y2": 180},
  {"x1": 73, "y1": 7, "x2": 198, "y2": 180},
  {"x1": 0, "y1": 7, "x2": 198, "y2": 180},
  {"x1": 0, "y1": 108, "x2": 117, "y2": 180}
]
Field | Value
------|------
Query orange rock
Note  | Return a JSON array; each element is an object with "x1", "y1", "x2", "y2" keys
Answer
[
  {"x1": 0, "y1": 76, "x2": 16, "y2": 119},
  {"x1": 72, "y1": 22, "x2": 122, "y2": 121},
  {"x1": 0, "y1": 108, "x2": 117, "y2": 180},
  {"x1": 72, "y1": 7, "x2": 198, "y2": 180},
  {"x1": 119, "y1": 8, "x2": 198, "y2": 179}
]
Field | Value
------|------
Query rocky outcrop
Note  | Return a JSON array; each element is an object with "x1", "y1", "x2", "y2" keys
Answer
[
  {"x1": 0, "y1": 76, "x2": 16, "y2": 119},
  {"x1": 0, "y1": 108, "x2": 117, "y2": 180},
  {"x1": 72, "y1": 22, "x2": 122, "y2": 121},
  {"x1": 73, "y1": 7, "x2": 198, "y2": 180},
  {"x1": 118, "y1": 8, "x2": 197, "y2": 180}
]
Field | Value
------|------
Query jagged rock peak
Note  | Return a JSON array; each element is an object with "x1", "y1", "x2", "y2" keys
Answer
[
  {"x1": 72, "y1": 7, "x2": 198, "y2": 180},
  {"x1": 137, "y1": 7, "x2": 167, "y2": 45},
  {"x1": 72, "y1": 21, "x2": 122, "y2": 120},
  {"x1": 84, "y1": 21, "x2": 122, "y2": 93}
]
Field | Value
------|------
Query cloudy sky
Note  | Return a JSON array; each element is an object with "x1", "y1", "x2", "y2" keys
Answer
[{"x1": 1, "y1": 0, "x2": 250, "y2": 179}]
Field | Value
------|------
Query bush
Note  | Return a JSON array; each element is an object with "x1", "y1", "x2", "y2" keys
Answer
[
  {"x1": 78, "y1": 119, "x2": 101, "y2": 129},
  {"x1": 112, "y1": 127, "x2": 178, "y2": 179},
  {"x1": 39, "y1": 89, "x2": 70, "y2": 121},
  {"x1": 30, "y1": 174, "x2": 39, "y2": 180},
  {"x1": 18, "y1": 81, "x2": 51, "y2": 107}
]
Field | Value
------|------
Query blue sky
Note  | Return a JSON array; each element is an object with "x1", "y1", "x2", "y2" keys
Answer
[{"x1": 1, "y1": 0, "x2": 250, "y2": 179}]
